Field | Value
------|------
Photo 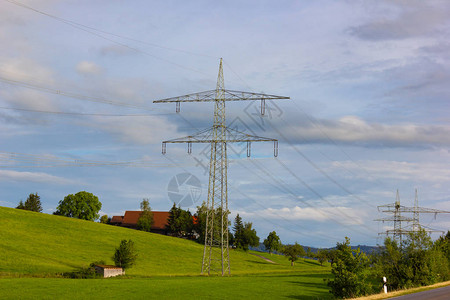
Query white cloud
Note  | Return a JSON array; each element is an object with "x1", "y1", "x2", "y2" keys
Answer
[
  {"x1": 348, "y1": 0, "x2": 450, "y2": 41},
  {"x1": 89, "y1": 115, "x2": 178, "y2": 145},
  {"x1": 284, "y1": 116, "x2": 450, "y2": 147},
  {"x1": 0, "y1": 170, "x2": 76, "y2": 185},
  {"x1": 76, "y1": 61, "x2": 101, "y2": 75},
  {"x1": 330, "y1": 160, "x2": 450, "y2": 183},
  {"x1": 238, "y1": 205, "x2": 365, "y2": 225}
]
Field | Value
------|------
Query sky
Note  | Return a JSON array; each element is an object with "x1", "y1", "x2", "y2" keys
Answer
[{"x1": 0, "y1": 0, "x2": 449, "y2": 248}]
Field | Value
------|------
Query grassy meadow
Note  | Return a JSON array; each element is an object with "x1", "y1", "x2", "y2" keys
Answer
[{"x1": 0, "y1": 206, "x2": 332, "y2": 299}]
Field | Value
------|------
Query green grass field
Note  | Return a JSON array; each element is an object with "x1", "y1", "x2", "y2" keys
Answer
[{"x1": 0, "y1": 206, "x2": 332, "y2": 299}]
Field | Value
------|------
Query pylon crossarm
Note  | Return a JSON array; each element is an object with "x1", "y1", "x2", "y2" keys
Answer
[
  {"x1": 162, "y1": 127, "x2": 277, "y2": 144},
  {"x1": 153, "y1": 89, "x2": 289, "y2": 103},
  {"x1": 374, "y1": 216, "x2": 415, "y2": 222}
]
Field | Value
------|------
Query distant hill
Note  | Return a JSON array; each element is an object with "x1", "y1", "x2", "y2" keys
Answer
[{"x1": 251, "y1": 243, "x2": 379, "y2": 255}]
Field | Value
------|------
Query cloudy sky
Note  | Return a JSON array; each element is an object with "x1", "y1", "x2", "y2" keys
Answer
[{"x1": 1, "y1": 0, "x2": 449, "y2": 247}]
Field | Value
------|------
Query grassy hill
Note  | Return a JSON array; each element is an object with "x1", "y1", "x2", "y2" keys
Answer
[
  {"x1": 0, "y1": 206, "x2": 324, "y2": 277},
  {"x1": 0, "y1": 206, "x2": 333, "y2": 299}
]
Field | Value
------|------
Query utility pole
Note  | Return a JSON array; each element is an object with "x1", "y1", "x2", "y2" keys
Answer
[
  {"x1": 154, "y1": 59, "x2": 289, "y2": 275},
  {"x1": 375, "y1": 189, "x2": 450, "y2": 244}
]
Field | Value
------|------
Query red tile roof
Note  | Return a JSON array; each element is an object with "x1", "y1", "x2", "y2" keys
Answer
[
  {"x1": 110, "y1": 215, "x2": 123, "y2": 224},
  {"x1": 122, "y1": 211, "x2": 170, "y2": 230},
  {"x1": 95, "y1": 265, "x2": 122, "y2": 270}
]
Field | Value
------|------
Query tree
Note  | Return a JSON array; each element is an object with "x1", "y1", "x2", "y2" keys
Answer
[
  {"x1": 137, "y1": 198, "x2": 153, "y2": 232},
  {"x1": 281, "y1": 242, "x2": 305, "y2": 266},
  {"x1": 306, "y1": 247, "x2": 313, "y2": 258},
  {"x1": 193, "y1": 202, "x2": 208, "y2": 243},
  {"x1": 54, "y1": 191, "x2": 101, "y2": 221},
  {"x1": 193, "y1": 202, "x2": 230, "y2": 244},
  {"x1": 316, "y1": 249, "x2": 328, "y2": 266},
  {"x1": 327, "y1": 237, "x2": 371, "y2": 298},
  {"x1": 375, "y1": 229, "x2": 449, "y2": 290},
  {"x1": 242, "y1": 222, "x2": 260, "y2": 251},
  {"x1": 99, "y1": 214, "x2": 110, "y2": 224},
  {"x1": 264, "y1": 231, "x2": 281, "y2": 254},
  {"x1": 233, "y1": 214, "x2": 244, "y2": 249},
  {"x1": 166, "y1": 203, "x2": 194, "y2": 237},
  {"x1": 113, "y1": 239, "x2": 137, "y2": 270},
  {"x1": 16, "y1": 193, "x2": 43, "y2": 212},
  {"x1": 232, "y1": 214, "x2": 259, "y2": 251}
]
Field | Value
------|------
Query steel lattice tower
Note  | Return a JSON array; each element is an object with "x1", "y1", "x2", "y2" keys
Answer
[
  {"x1": 154, "y1": 59, "x2": 289, "y2": 275},
  {"x1": 375, "y1": 189, "x2": 450, "y2": 244}
]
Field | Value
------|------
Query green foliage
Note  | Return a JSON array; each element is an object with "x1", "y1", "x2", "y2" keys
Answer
[
  {"x1": 327, "y1": 237, "x2": 371, "y2": 298},
  {"x1": 137, "y1": 198, "x2": 153, "y2": 232},
  {"x1": 242, "y1": 222, "x2": 260, "y2": 250},
  {"x1": 264, "y1": 231, "x2": 282, "y2": 254},
  {"x1": 99, "y1": 215, "x2": 110, "y2": 224},
  {"x1": 193, "y1": 202, "x2": 231, "y2": 244},
  {"x1": 281, "y1": 242, "x2": 306, "y2": 266},
  {"x1": 375, "y1": 229, "x2": 450, "y2": 291},
  {"x1": 16, "y1": 193, "x2": 43, "y2": 212},
  {"x1": 54, "y1": 191, "x2": 101, "y2": 221},
  {"x1": 193, "y1": 201, "x2": 208, "y2": 243},
  {"x1": 233, "y1": 214, "x2": 244, "y2": 248},
  {"x1": 62, "y1": 261, "x2": 106, "y2": 279},
  {"x1": 233, "y1": 214, "x2": 259, "y2": 251},
  {"x1": 113, "y1": 239, "x2": 137, "y2": 270},
  {"x1": 316, "y1": 249, "x2": 328, "y2": 266},
  {"x1": 166, "y1": 203, "x2": 193, "y2": 237}
]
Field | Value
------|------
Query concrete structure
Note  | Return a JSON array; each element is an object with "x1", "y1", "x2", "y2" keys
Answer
[{"x1": 94, "y1": 265, "x2": 124, "y2": 278}]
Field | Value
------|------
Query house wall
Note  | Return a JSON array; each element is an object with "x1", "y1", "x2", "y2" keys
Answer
[{"x1": 104, "y1": 268, "x2": 124, "y2": 278}]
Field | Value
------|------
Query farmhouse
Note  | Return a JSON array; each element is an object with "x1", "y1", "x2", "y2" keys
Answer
[{"x1": 111, "y1": 211, "x2": 170, "y2": 234}]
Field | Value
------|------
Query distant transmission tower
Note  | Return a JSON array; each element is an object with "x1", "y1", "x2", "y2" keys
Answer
[
  {"x1": 375, "y1": 189, "x2": 450, "y2": 244},
  {"x1": 154, "y1": 59, "x2": 289, "y2": 275}
]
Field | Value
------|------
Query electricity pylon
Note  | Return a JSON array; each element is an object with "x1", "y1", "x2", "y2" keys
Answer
[
  {"x1": 375, "y1": 189, "x2": 450, "y2": 244},
  {"x1": 154, "y1": 59, "x2": 289, "y2": 275}
]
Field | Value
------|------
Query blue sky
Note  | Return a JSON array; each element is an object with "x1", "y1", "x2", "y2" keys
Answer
[{"x1": 0, "y1": 0, "x2": 449, "y2": 247}]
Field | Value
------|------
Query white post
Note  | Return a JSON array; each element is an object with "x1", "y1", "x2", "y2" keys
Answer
[{"x1": 383, "y1": 277, "x2": 387, "y2": 294}]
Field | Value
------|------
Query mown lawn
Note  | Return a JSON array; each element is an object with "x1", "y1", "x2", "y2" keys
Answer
[{"x1": 0, "y1": 272, "x2": 333, "y2": 300}]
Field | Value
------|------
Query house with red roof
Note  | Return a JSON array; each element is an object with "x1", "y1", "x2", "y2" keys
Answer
[{"x1": 111, "y1": 211, "x2": 170, "y2": 234}]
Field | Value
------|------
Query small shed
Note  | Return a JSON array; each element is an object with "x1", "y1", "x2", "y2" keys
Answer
[{"x1": 94, "y1": 265, "x2": 124, "y2": 278}]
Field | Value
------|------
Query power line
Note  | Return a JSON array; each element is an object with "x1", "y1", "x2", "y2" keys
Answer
[
  {"x1": 0, "y1": 106, "x2": 174, "y2": 117},
  {"x1": 0, "y1": 75, "x2": 157, "y2": 111},
  {"x1": 5, "y1": 0, "x2": 214, "y2": 76}
]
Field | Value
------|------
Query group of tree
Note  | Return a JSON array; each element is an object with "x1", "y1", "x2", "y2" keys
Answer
[
  {"x1": 15, "y1": 191, "x2": 104, "y2": 222},
  {"x1": 166, "y1": 203, "x2": 193, "y2": 237},
  {"x1": 231, "y1": 214, "x2": 260, "y2": 251},
  {"x1": 326, "y1": 229, "x2": 450, "y2": 298},
  {"x1": 16, "y1": 193, "x2": 43, "y2": 212}
]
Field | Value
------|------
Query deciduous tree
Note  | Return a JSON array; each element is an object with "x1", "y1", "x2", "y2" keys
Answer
[
  {"x1": 137, "y1": 198, "x2": 153, "y2": 232},
  {"x1": 99, "y1": 214, "x2": 110, "y2": 224},
  {"x1": 316, "y1": 249, "x2": 328, "y2": 266},
  {"x1": 327, "y1": 237, "x2": 371, "y2": 298},
  {"x1": 264, "y1": 231, "x2": 281, "y2": 254},
  {"x1": 54, "y1": 191, "x2": 101, "y2": 221},
  {"x1": 281, "y1": 242, "x2": 305, "y2": 266}
]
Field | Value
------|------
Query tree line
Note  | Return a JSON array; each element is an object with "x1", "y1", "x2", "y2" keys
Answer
[{"x1": 326, "y1": 230, "x2": 450, "y2": 298}]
